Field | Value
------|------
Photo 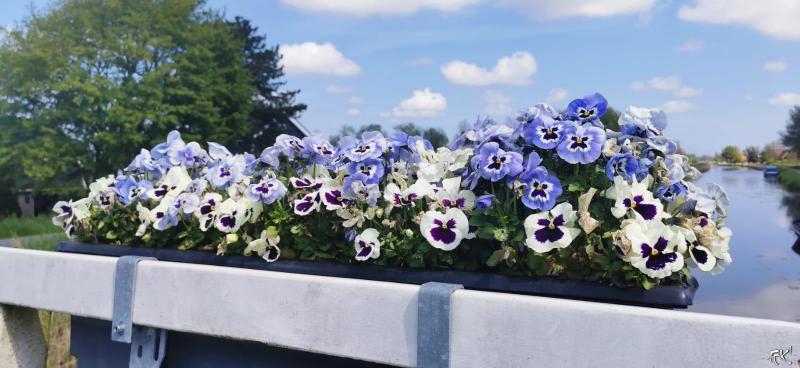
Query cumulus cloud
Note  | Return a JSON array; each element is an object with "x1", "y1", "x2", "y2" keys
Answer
[
  {"x1": 483, "y1": 90, "x2": 513, "y2": 116},
  {"x1": 385, "y1": 88, "x2": 447, "y2": 118},
  {"x1": 281, "y1": 0, "x2": 478, "y2": 16},
  {"x1": 769, "y1": 93, "x2": 800, "y2": 106},
  {"x1": 630, "y1": 76, "x2": 702, "y2": 98},
  {"x1": 545, "y1": 88, "x2": 569, "y2": 103},
  {"x1": 498, "y1": 0, "x2": 654, "y2": 20},
  {"x1": 763, "y1": 60, "x2": 788, "y2": 73},
  {"x1": 661, "y1": 100, "x2": 696, "y2": 113},
  {"x1": 346, "y1": 108, "x2": 362, "y2": 116},
  {"x1": 326, "y1": 85, "x2": 352, "y2": 94},
  {"x1": 441, "y1": 52, "x2": 537, "y2": 86},
  {"x1": 674, "y1": 39, "x2": 704, "y2": 53},
  {"x1": 348, "y1": 96, "x2": 364, "y2": 105},
  {"x1": 678, "y1": 0, "x2": 800, "y2": 41},
  {"x1": 280, "y1": 42, "x2": 360, "y2": 76}
]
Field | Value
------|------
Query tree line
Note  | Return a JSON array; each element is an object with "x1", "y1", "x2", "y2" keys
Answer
[{"x1": 718, "y1": 106, "x2": 800, "y2": 164}]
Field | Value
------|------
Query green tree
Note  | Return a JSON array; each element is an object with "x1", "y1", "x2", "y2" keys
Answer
[
  {"x1": 422, "y1": 127, "x2": 449, "y2": 148},
  {"x1": 600, "y1": 106, "x2": 620, "y2": 131},
  {"x1": 0, "y1": 0, "x2": 302, "y2": 195},
  {"x1": 720, "y1": 146, "x2": 745, "y2": 163},
  {"x1": 394, "y1": 122, "x2": 422, "y2": 136},
  {"x1": 780, "y1": 106, "x2": 800, "y2": 154},
  {"x1": 744, "y1": 146, "x2": 760, "y2": 163}
]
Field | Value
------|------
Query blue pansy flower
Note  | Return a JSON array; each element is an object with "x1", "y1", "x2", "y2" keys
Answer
[
  {"x1": 114, "y1": 176, "x2": 153, "y2": 206},
  {"x1": 656, "y1": 181, "x2": 688, "y2": 203},
  {"x1": 556, "y1": 123, "x2": 606, "y2": 164},
  {"x1": 246, "y1": 178, "x2": 288, "y2": 204},
  {"x1": 566, "y1": 93, "x2": 607, "y2": 124},
  {"x1": 170, "y1": 141, "x2": 207, "y2": 168},
  {"x1": 475, "y1": 194, "x2": 495, "y2": 210},
  {"x1": 451, "y1": 116, "x2": 516, "y2": 149},
  {"x1": 275, "y1": 134, "x2": 305, "y2": 159},
  {"x1": 151, "y1": 130, "x2": 185, "y2": 161},
  {"x1": 347, "y1": 159, "x2": 385, "y2": 185},
  {"x1": 127, "y1": 149, "x2": 169, "y2": 178},
  {"x1": 523, "y1": 115, "x2": 568, "y2": 149},
  {"x1": 206, "y1": 157, "x2": 245, "y2": 189},
  {"x1": 518, "y1": 152, "x2": 543, "y2": 183},
  {"x1": 302, "y1": 135, "x2": 336, "y2": 164},
  {"x1": 605, "y1": 153, "x2": 639, "y2": 181},
  {"x1": 259, "y1": 146, "x2": 281, "y2": 169},
  {"x1": 340, "y1": 131, "x2": 387, "y2": 162},
  {"x1": 521, "y1": 167, "x2": 562, "y2": 211},
  {"x1": 388, "y1": 132, "x2": 431, "y2": 162},
  {"x1": 476, "y1": 142, "x2": 523, "y2": 182}
]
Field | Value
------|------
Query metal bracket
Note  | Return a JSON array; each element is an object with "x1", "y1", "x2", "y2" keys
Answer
[
  {"x1": 417, "y1": 282, "x2": 463, "y2": 368},
  {"x1": 111, "y1": 256, "x2": 167, "y2": 368}
]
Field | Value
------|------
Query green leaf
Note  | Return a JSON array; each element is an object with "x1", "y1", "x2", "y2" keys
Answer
[{"x1": 486, "y1": 248, "x2": 505, "y2": 267}]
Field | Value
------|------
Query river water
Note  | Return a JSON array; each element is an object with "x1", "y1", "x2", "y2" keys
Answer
[{"x1": 686, "y1": 166, "x2": 800, "y2": 322}]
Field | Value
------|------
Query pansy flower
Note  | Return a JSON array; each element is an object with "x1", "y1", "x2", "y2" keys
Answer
[
  {"x1": 293, "y1": 192, "x2": 321, "y2": 216},
  {"x1": 51, "y1": 199, "x2": 89, "y2": 236},
  {"x1": 623, "y1": 220, "x2": 684, "y2": 279},
  {"x1": 383, "y1": 179, "x2": 433, "y2": 212},
  {"x1": 150, "y1": 196, "x2": 180, "y2": 231},
  {"x1": 194, "y1": 193, "x2": 223, "y2": 231},
  {"x1": 259, "y1": 146, "x2": 281, "y2": 169},
  {"x1": 475, "y1": 194, "x2": 495, "y2": 210},
  {"x1": 151, "y1": 130, "x2": 185, "y2": 161},
  {"x1": 420, "y1": 208, "x2": 469, "y2": 251},
  {"x1": 321, "y1": 186, "x2": 350, "y2": 210},
  {"x1": 246, "y1": 178, "x2": 288, "y2": 204},
  {"x1": 170, "y1": 141, "x2": 208, "y2": 168},
  {"x1": 275, "y1": 134, "x2": 305, "y2": 159},
  {"x1": 126, "y1": 149, "x2": 168, "y2": 178},
  {"x1": 556, "y1": 123, "x2": 606, "y2": 164},
  {"x1": 244, "y1": 228, "x2": 281, "y2": 262},
  {"x1": 135, "y1": 203, "x2": 151, "y2": 237},
  {"x1": 173, "y1": 192, "x2": 200, "y2": 214},
  {"x1": 609, "y1": 176, "x2": 666, "y2": 222},
  {"x1": 523, "y1": 115, "x2": 568, "y2": 149},
  {"x1": 185, "y1": 179, "x2": 208, "y2": 196},
  {"x1": 206, "y1": 155, "x2": 246, "y2": 189},
  {"x1": 302, "y1": 135, "x2": 336, "y2": 164},
  {"x1": 520, "y1": 167, "x2": 562, "y2": 211},
  {"x1": 476, "y1": 142, "x2": 523, "y2": 182},
  {"x1": 354, "y1": 228, "x2": 381, "y2": 261},
  {"x1": 523, "y1": 202, "x2": 581, "y2": 253},
  {"x1": 566, "y1": 93, "x2": 607, "y2": 124},
  {"x1": 347, "y1": 159, "x2": 385, "y2": 185},
  {"x1": 619, "y1": 106, "x2": 667, "y2": 138},
  {"x1": 673, "y1": 226, "x2": 715, "y2": 272},
  {"x1": 148, "y1": 166, "x2": 191, "y2": 201},
  {"x1": 215, "y1": 198, "x2": 247, "y2": 233},
  {"x1": 340, "y1": 131, "x2": 387, "y2": 162},
  {"x1": 114, "y1": 176, "x2": 153, "y2": 206},
  {"x1": 605, "y1": 153, "x2": 639, "y2": 181},
  {"x1": 435, "y1": 177, "x2": 476, "y2": 211}
]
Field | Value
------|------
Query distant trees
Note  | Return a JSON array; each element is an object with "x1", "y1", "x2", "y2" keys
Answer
[
  {"x1": 600, "y1": 106, "x2": 620, "y2": 131},
  {"x1": 744, "y1": 146, "x2": 760, "y2": 163},
  {"x1": 330, "y1": 122, "x2": 449, "y2": 148},
  {"x1": 720, "y1": 146, "x2": 745, "y2": 163},
  {"x1": 780, "y1": 106, "x2": 800, "y2": 154}
]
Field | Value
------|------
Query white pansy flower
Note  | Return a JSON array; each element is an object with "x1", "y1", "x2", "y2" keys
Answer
[{"x1": 523, "y1": 202, "x2": 581, "y2": 253}]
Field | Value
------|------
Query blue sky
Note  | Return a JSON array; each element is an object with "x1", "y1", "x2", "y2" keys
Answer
[{"x1": 3, "y1": 0, "x2": 799, "y2": 155}]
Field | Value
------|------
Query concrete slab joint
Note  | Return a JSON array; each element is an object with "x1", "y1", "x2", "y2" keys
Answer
[{"x1": 417, "y1": 282, "x2": 463, "y2": 368}]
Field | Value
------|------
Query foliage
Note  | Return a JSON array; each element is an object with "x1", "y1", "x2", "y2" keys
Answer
[
  {"x1": 778, "y1": 167, "x2": 800, "y2": 192},
  {"x1": 743, "y1": 146, "x2": 760, "y2": 163},
  {"x1": 781, "y1": 106, "x2": 800, "y2": 155},
  {"x1": 600, "y1": 106, "x2": 620, "y2": 131},
  {"x1": 0, "y1": 215, "x2": 61, "y2": 238},
  {"x1": 54, "y1": 93, "x2": 732, "y2": 289},
  {"x1": 0, "y1": 0, "x2": 304, "y2": 195},
  {"x1": 720, "y1": 146, "x2": 745, "y2": 163}
]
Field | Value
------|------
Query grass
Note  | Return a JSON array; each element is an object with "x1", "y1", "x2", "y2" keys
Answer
[
  {"x1": 0, "y1": 215, "x2": 61, "y2": 239},
  {"x1": 778, "y1": 167, "x2": 800, "y2": 192}
]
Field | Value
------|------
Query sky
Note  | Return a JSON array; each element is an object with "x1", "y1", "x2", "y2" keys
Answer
[{"x1": 2, "y1": 0, "x2": 799, "y2": 155}]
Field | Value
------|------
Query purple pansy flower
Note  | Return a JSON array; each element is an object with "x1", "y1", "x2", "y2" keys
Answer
[
  {"x1": 340, "y1": 131, "x2": 387, "y2": 162},
  {"x1": 302, "y1": 135, "x2": 336, "y2": 163},
  {"x1": 321, "y1": 186, "x2": 350, "y2": 210},
  {"x1": 610, "y1": 176, "x2": 665, "y2": 222},
  {"x1": 624, "y1": 221, "x2": 684, "y2": 279},
  {"x1": 114, "y1": 176, "x2": 153, "y2": 206},
  {"x1": 420, "y1": 208, "x2": 469, "y2": 251},
  {"x1": 605, "y1": 153, "x2": 640, "y2": 181},
  {"x1": 566, "y1": 93, "x2": 607, "y2": 124},
  {"x1": 475, "y1": 194, "x2": 495, "y2": 210},
  {"x1": 347, "y1": 159, "x2": 385, "y2": 185},
  {"x1": 476, "y1": 142, "x2": 523, "y2": 182},
  {"x1": 354, "y1": 228, "x2": 381, "y2": 261},
  {"x1": 246, "y1": 178, "x2": 288, "y2": 204},
  {"x1": 556, "y1": 123, "x2": 606, "y2": 164},
  {"x1": 523, "y1": 115, "x2": 569, "y2": 149},
  {"x1": 523, "y1": 202, "x2": 581, "y2": 253},
  {"x1": 521, "y1": 167, "x2": 562, "y2": 211},
  {"x1": 293, "y1": 192, "x2": 321, "y2": 216}
]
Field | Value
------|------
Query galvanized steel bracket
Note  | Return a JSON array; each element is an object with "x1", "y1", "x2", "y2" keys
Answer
[
  {"x1": 111, "y1": 256, "x2": 166, "y2": 368},
  {"x1": 417, "y1": 282, "x2": 463, "y2": 368}
]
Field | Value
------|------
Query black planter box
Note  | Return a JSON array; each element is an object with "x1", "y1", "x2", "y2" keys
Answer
[{"x1": 56, "y1": 241, "x2": 697, "y2": 309}]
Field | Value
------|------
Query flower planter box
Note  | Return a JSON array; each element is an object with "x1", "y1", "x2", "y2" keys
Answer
[{"x1": 56, "y1": 241, "x2": 698, "y2": 309}]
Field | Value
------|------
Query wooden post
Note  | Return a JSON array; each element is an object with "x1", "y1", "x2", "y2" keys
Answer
[{"x1": 0, "y1": 304, "x2": 46, "y2": 368}]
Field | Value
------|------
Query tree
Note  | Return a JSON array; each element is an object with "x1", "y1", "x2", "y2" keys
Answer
[
  {"x1": 600, "y1": 106, "x2": 620, "y2": 131},
  {"x1": 422, "y1": 127, "x2": 449, "y2": 148},
  {"x1": 394, "y1": 123, "x2": 422, "y2": 136},
  {"x1": 0, "y1": 0, "x2": 302, "y2": 195},
  {"x1": 762, "y1": 143, "x2": 781, "y2": 162},
  {"x1": 744, "y1": 146, "x2": 760, "y2": 163},
  {"x1": 780, "y1": 106, "x2": 800, "y2": 154},
  {"x1": 720, "y1": 146, "x2": 745, "y2": 163}
]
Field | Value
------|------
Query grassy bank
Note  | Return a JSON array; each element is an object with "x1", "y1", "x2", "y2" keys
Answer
[
  {"x1": 778, "y1": 167, "x2": 800, "y2": 192},
  {"x1": 0, "y1": 215, "x2": 60, "y2": 239}
]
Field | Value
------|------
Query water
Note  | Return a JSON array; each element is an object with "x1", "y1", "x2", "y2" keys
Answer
[{"x1": 686, "y1": 166, "x2": 800, "y2": 322}]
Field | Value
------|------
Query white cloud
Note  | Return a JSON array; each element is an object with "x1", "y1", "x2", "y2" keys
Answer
[
  {"x1": 346, "y1": 108, "x2": 362, "y2": 116},
  {"x1": 545, "y1": 88, "x2": 568, "y2": 103},
  {"x1": 769, "y1": 93, "x2": 800, "y2": 106},
  {"x1": 281, "y1": 0, "x2": 478, "y2": 16},
  {"x1": 280, "y1": 42, "x2": 360, "y2": 76},
  {"x1": 763, "y1": 60, "x2": 788, "y2": 73},
  {"x1": 678, "y1": 0, "x2": 800, "y2": 41},
  {"x1": 408, "y1": 57, "x2": 434, "y2": 66},
  {"x1": 441, "y1": 52, "x2": 537, "y2": 86},
  {"x1": 630, "y1": 75, "x2": 702, "y2": 98},
  {"x1": 674, "y1": 39, "x2": 704, "y2": 53},
  {"x1": 498, "y1": 0, "x2": 654, "y2": 20},
  {"x1": 484, "y1": 90, "x2": 513, "y2": 116},
  {"x1": 385, "y1": 88, "x2": 447, "y2": 118},
  {"x1": 326, "y1": 85, "x2": 352, "y2": 94},
  {"x1": 348, "y1": 96, "x2": 364, "y2": 105},
  {"x1": 661, "y1": 100, "x2": 696, "y2": 113}
]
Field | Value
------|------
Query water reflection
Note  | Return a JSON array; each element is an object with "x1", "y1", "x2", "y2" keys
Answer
[{"x1": 686, "y1": 167, "x2": 800, "y2": 323}]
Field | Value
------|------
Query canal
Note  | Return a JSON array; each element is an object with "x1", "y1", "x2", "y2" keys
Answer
[{"x1": 687, "y1": 166, "x2": 800, "y2": 322}]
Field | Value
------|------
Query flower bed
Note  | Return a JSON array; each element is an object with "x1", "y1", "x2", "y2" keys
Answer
[{"x1": 52, "y1": 93, "x2": 731, "y2": 290}]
